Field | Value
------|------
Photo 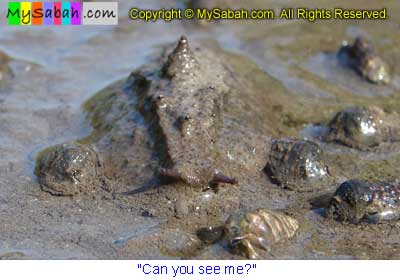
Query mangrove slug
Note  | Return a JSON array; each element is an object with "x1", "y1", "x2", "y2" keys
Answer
[{"x1": 134, "y1": 36, "x2": 238, "y2": 188}]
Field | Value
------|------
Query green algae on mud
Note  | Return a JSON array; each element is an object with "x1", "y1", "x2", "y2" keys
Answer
[
  {"x1": 80, "y1": 79, "x2": 134, "y2": 144},
  {"x1": 0, "y1": 51, "x2": 14, "y2": 88},
  {"x1": 34, "y1": 145, "x2": 58, "y2": 177},
  {"x1": 325, "y1": 152, "x2": 400, "y2": 183}
]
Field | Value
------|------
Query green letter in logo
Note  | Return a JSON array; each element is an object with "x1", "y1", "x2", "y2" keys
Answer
[{"x1": 8, "y1": 2, "x2": 21, "y2": 25}]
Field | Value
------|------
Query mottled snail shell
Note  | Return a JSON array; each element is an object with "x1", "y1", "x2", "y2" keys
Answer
[
  {"x1": 267, "y1": 138, "x2": 329, "y2": 191},
  {"x1": 225, "y1": 209, "x2": 299, "y2": 259},
  {"x1": 338, "y1": 36, "x2": 390, "y2": 84},
  {"x1": 327, "y1": 179, "x2": 400, "y2": 224},
  {"x1": 358, "y1": 52, "x2": 390, "y2": 84},
  {"x1": 325, "y1": 106, "x2": 400, "y2": 149},
  {"x1": 35, "y1": 143, "x2": 103, "y2": 196}
]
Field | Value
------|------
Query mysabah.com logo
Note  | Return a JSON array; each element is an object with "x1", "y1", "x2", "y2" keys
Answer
[{"x1": 7, "y1": 2, "x2": 118, "y2": 25}]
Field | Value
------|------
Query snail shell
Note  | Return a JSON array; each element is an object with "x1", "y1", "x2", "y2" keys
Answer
[
  {"x1": 325, "y1": 106, "x2": 400, "y2": 149},
  {"x1": 35, "y1": 143, "x2": 103, "y2": 196},
  {"x1": 327, "y1": 179, "x2": 400, "y2": 224},
  {"x1": 338, "y1": 36, "x2": 390, "y2": 84},
  {"x1": 224, "y1": 209, "x2": 299, "y2": 259},
  {"x1": 266, "y1": 138, "x2": 330, "y2": 191}
]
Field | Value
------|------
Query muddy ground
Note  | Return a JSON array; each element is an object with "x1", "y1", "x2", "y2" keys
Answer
[{"x1": 1, "y1": 0, "x2": 400, "y2": 259}]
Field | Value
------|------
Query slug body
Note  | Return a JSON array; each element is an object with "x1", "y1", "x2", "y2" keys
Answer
[{"x1": 134, "y1": 36, "x2": 237, "y2": 188}]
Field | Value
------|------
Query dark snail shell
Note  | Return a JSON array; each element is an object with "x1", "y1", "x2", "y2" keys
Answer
[
  {"x1": 325, "y1": 106, "x2": 400, "y2": 149},
  {"x1": 224, "y1": 209, "x2": 299, "y2": 259},
  {"x1": 266, "y1": 138, "x2": 330, "y2": 191},
  {"x1": 327, "y1": 179, "x2": 400, "y2": 224},
  {"x1": 196, "y1": 226, "x2": 225, "y2": 245},
  {"x1": 338, "y1": 37, "x2": 390, "y2": 84}
]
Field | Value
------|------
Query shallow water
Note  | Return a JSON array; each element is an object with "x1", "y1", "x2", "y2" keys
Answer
[{"x1": 1, "y1": 0, "x2": 400, "y2": 259}]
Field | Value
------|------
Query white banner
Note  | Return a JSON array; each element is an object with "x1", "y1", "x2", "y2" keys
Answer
[{"x1": 0, "y1": 260, "x2": 398, "y2": 280}]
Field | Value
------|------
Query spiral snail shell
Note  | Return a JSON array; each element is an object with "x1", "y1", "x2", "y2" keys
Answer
[
  {"x1": 327, "y1": 179, "x2": 400, "y2": 224},
  {"x1": 224, "y1": 209, "x2": 299, "y2": 259}
]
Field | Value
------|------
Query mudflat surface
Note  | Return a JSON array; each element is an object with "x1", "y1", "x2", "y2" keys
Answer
[{"x1": 2, "y1": 0, "x2": 400, "y2": 259}]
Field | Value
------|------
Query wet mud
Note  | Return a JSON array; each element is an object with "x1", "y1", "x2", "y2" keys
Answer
[{"x1": 2, "y1": 0, "x2": 400, "y2": 259}]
